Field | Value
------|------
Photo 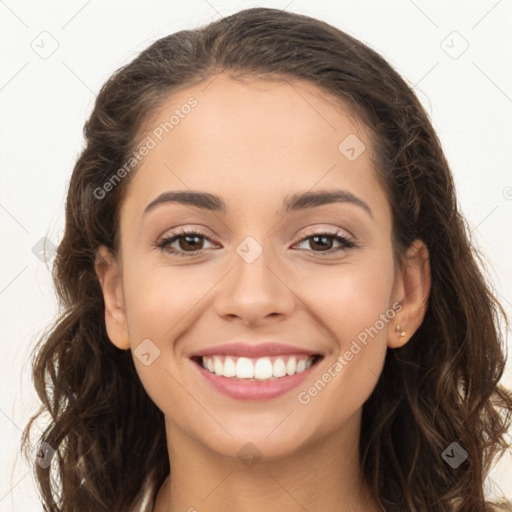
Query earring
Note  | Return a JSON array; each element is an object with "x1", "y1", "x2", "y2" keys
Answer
[{"x1": 395, "y1": 324, "x2": 406, "y2": 337}]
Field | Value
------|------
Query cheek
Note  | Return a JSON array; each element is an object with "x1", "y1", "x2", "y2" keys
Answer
[
  {"x1": 123, "y1": 263, "x2": 211, "y2": 341},
  {"x1": 297, "y1": 257, "x2": 395, "y2": 348},
  {"x1": 291, "y1": 258, "x2": 393, "y2": 417},
  {"x1": 119, "y1": 265, "x2": 205, "y2": 419}
]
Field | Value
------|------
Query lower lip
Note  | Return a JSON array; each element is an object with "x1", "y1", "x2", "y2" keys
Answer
[{"x1": 192, "y1": 358, "x2": 321, "y2": 401}]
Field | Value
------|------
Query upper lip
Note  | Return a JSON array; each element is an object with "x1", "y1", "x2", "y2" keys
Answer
[{"x1": 190, "y1": 342, "x2": 322, "y2": 359}]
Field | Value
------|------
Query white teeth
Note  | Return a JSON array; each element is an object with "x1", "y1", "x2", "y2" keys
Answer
[
  {"x1": 286, "y1": 357, "x2": 296, "y2": 375},
  {"x1": 254, "y1": 358, "x2": 273, "y2": 379},
  {"x1": 214, "y1": 356, "x2": 223, "y2": 376},
  {"x1": 236, "y1": 357, "x2": 254, "y2": 378},
  {"x1": 200, "y1": 354, "x2": 316, "y2": 380},
  {"x1": 222, "y1": 356, "x2": 236, "y2": 377},
  {"x1": 273, "y1": 357, "x2": 287, "y2": 377}
]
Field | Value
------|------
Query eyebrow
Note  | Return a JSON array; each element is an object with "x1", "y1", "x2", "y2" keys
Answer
[{"x1": 143, "y1": 189, "x2": 373, "y2": 218}]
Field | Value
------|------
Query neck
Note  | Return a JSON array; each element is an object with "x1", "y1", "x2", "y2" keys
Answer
[{"x1": 153, "y1": 411, "x2": 381, "y2": 512}]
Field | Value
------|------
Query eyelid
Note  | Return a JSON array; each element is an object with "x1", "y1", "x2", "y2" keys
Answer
[
  {"x1": 293, "y1": 228, "x2": 356, "y2": 254},
  {"x1": 155, "y1": 227, "x2": 217, "y2": 251},
  {"x1": 298, "y1": 225, "x2": 354, "y2": 241},
  {"x1": 154, "y1": 225, "x2": 357, "y2": 258},
  {"x1": 158, "y1": 224, "x2": 354, "y2": 242}
]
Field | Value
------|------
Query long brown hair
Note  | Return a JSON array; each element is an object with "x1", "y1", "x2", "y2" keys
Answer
[{"x1": 21, "y1": 7, "x2": 512, "y2": 511}]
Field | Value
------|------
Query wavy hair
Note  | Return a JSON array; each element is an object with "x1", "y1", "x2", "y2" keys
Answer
[{"x1": 21, "y1": 7, "x2": 512, "y2": 511}]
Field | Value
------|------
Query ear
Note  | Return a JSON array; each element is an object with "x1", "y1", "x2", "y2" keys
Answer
[
  {"x1": 95, "y1": 245, "x2": 130, "y2": 350},
  {"x1": 387, "y1": 239, "x2": 431, "y2": 349}
]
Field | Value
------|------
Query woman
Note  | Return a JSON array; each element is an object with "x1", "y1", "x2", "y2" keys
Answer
[{"x1": 21, "y1": 7, "x2": 512, "y2": 511}]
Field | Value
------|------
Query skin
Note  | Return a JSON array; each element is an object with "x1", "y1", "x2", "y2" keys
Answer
[{"x1": 95, "y1": 73, "x2": 430, "y2": 512}]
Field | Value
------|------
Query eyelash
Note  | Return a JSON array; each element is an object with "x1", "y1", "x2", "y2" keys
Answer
[{"x1": 154, "y1": 228, "x2": 357, "y2": 258}]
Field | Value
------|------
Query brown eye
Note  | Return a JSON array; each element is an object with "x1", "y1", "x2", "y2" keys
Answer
[
  {"x1": 177, "y1": 234, "x2": 204, "y2": 251},
  {"x1": 309, "y1": 234, "x2": 335, "y2": 251},
  {"x1": 156, "y1": 229, "x2": 216, "y2": 257},
  {"x1": 295, "y1": 231, "x2": 356, "y2": 255}
]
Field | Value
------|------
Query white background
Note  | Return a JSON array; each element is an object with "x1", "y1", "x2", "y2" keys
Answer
[{"x1": 1, "y1": 0, "x2": 511, "y2": 509}]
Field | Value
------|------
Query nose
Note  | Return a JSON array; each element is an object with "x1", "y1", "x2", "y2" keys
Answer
[{"x1": 213, "y1": 244, "x2": 296, "y2": 327}]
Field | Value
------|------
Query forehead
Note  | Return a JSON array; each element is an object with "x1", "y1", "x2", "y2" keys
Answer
[{"x1": 121, "y1": 73, "x2": 388, "y2": 223}]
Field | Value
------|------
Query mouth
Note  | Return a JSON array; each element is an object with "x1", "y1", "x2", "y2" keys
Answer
[
  {"x1": 190, "y1": 354, "x2": 324, "y2": 381},
  {"x1": 190, "y1": 353, "x2": 325, "y2": 401}
]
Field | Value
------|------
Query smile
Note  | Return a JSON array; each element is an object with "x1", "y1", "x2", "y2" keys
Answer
[
  {"x1": 191, "y1": 354, "x2": 324, "y2": 400},
  {"x1": 199, "y1": 354, "x2": 320, "y2": 380}
]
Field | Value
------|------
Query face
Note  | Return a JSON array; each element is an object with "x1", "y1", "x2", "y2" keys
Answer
[{"x1": 96, "y1": 73, "x2": 429, "y2": 462}]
